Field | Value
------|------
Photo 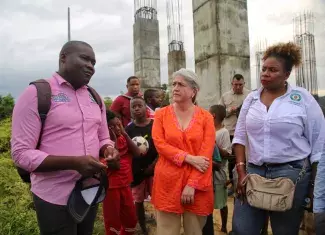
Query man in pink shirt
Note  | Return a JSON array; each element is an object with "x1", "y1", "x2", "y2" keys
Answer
[{"x1": 11, "y1": 41, "x2": 118, "y2": 235}]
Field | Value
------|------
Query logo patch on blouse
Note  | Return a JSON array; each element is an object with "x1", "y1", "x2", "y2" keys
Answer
[
  {"x1": 290, "y1": 93, "x2": 302, "y2": 102},
  {"x1": 52, "y1": 93, "x2": 70, "y2": 102}
]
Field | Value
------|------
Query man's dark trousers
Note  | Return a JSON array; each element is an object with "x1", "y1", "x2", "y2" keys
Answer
[{"x1": 33, "y1": 194, "x2": 98, "y2": 235}]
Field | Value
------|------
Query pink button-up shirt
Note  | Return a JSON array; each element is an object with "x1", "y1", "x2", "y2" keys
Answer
[{"x1": 11, "y1": 73, "x2": 114, "y2": 205}]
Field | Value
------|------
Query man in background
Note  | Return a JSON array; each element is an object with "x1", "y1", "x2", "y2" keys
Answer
[
  {"x1": 110, "y1": 76, "x2": 141, "y2": 127},
  {"x1": 219, "y1": 74, "x2": 250, "y2": 193},
  {"x1": 144, "y1": 89, "x2": 162, "y2": 119}
]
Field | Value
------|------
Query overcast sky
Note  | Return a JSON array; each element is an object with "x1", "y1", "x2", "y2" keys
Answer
[{"x1": 1, "y1": 0, "x2": 324, "y2": 99}]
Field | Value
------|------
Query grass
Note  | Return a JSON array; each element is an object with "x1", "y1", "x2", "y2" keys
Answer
[
  {"x1": 0, "y1": 118, "x2": 40, "y2": 234},
  {"x1": 0, "y1": 117, "x2": 108, "y2": 235},
  {"x1": 0, "y1": 152, "x2": 39, "y2": 235}
]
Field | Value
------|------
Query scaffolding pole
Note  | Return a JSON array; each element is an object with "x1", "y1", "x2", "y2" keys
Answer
[
  {"x1": 166, "y1": 0, "x2": 184, "y2": 52},
  {"x1": 293, "y1": 11, "x2": 318, "y2": 96},
  {"x1": 68, "y1": 7, "x2": 71, "y2": 41},
  {"x1": 255, "y1": 39, "x2": 267, "y2": 89},
  {"x1": 134, "y1": 0, "x2": 157, "y2": 21}
]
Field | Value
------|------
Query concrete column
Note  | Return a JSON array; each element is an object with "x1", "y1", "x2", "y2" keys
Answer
[
  {"x1": 168, "y1": 50, "x2": 186, "y2": 102},
  {"x1": 192, "y1": 0, "x2": 251, "y2": 109},
  {"x1": 133, "y1": 18, "x2": 161, "y2": 91}
]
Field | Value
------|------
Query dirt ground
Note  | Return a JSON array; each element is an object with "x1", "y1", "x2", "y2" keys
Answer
[{"x1": 140, "y1": 197, "x2": 315, "y2": 235}]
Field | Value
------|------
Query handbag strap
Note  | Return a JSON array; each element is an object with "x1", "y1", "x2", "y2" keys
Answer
[
  {"x1": 294, "y1": 157, "x2": 309, "y2": 185},
  {"x1": 242, "y1": 157, "x2": 309, "y2": 186}
]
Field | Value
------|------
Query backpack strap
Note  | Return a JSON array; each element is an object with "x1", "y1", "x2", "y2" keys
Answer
[
  {"x1": 29, "y1": 79, "x2": 52, "y2": 149},
  {"x1": 121, "y1": 94, "x2": 132, "y2": 100},
  {"x1": 87, "y1": 86, "x2": 103, "y2": 111}
]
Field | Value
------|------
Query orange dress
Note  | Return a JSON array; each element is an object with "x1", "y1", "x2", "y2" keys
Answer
[{"x1": 152, "y1": 105, "x2": 216, "y2": 216}]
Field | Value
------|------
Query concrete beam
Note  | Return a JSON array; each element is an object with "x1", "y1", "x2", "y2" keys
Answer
[
  {"x1": 168, "y1": 50, "x2": 186, "y2": 102},
  {"x1": 193, "y1": 0, "x2": 251, "y2": 109},
  {"x1": 133, "y1": 18, "x2": 161, "y2": 90}
]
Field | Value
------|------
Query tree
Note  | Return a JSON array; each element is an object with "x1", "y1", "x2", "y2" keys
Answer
[
  {"x1": 161, "y1": 83, "x2": 168, "y2": 91},
  {"x1": 0, "y1": 94, "x2": 14, "y2": 120},
  {"x1": 103, "y1": 97, "x2": 113, "y2": 109},
  {"x1": 159, "y1": 84, "x2": 170, "y2": 107}
]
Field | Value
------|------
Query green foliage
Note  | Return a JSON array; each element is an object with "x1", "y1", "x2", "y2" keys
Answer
[
  {"x1": 161, "y1": 91, "x2": 170, "y2": 107},
  {"x1": 0, "y1": 94, "x2": 15, "y2": 121},
  {"x1": 0, "y1": 118, "x2": 11, "y2": 152},
  {"x1": 0, "y1": 119, "x2": 106, "y2": 235},
  {"x1": 0, "y1": 152, "x2": 39, "y2": 235},
  {"x1": 93, "y1": 206, "x2": 105, "y2": 235},
  {"x1": 103, "y1": 97, "x2": 113, "y2": 109},
  {"x1": 161, "y1": 83, "x2": 168, "y2": 91},
  {"x1": 160, "y1": 83, "x2": 170, "y2": 107},
  {"x1": 0, "y1": 118, "x2": 39, "y2": 234}
]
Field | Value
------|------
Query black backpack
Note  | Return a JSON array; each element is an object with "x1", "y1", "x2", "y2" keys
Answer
[{"x1": 16, "y1": 79, "x2": 103, "y2": 183}]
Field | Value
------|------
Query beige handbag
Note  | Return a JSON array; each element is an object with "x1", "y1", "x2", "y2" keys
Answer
[{"x1": 243, "y1": 159, "x2": 308, "y2": 212}]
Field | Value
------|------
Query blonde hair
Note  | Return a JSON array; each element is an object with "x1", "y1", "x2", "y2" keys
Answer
[
  {"x1": 263, "y1": 42, "x2": 302, "y2": 72},
  {"x1": 172, "y1": 68, "x2": 200, "y2": 103}
]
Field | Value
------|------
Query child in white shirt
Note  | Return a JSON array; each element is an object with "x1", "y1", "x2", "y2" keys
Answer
[{"x1": 209, "y1": 105, "x2": 232, "y2": 233}]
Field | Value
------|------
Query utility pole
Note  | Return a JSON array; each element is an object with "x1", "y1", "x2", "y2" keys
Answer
[{"x1": 68, "y1": 7, "x2": 71, "y2": 41}]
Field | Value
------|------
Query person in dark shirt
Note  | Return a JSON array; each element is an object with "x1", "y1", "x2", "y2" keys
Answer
[
  {"x1": 144, "y1": 88, "x2": 163, "y2": 119},
  {"x1": 125, "y1": 97, "x2": 158, "y2": 235}
]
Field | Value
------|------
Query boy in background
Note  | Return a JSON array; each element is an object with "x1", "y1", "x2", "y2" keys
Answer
[
  {"x1": 102, "y1": 111, "x2": 142, "y2": 235},
  {"x1": 210, "y1": 105, "x2": 232, "y2": 234},
  {"x1": 143, "y1": 89, "x2": 162, "y2": 119},
  {"x1": 125, "y1": 97, "x2": 158, "y2": 235}
]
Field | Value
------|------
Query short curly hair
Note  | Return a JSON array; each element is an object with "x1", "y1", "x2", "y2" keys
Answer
[{"x1": 263, "y1": 42, "x2": 302, "y2": 72}]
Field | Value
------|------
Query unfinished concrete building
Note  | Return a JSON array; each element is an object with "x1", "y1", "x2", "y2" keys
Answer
[
  {"x1": 167, "y1": 0, "x2": 186, "y2": 100},
  {"x1": 192, "y1": 0, "x2": 251, "y2": 108},
  {"x1": 255, "y1": 40, "x2": 267, "y2": 89},
  {"x1": 133, "y1": 0, "x2": 161, "y2": 90},
  {"x1": 294, "y1": 12, "x2": 318, "y2": 96}
]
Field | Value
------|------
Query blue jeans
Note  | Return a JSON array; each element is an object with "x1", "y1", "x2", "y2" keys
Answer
[
  {"x1": 315, "y1": 213, "x2": 325, "y2": 235},
  {"x1": 232, "y1": 159, "x2": 311, "y2": 235}
]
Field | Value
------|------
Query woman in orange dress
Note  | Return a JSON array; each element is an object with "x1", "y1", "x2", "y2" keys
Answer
[{"x1": 152, "y1": 68, "x2": 216, "y2": 235}]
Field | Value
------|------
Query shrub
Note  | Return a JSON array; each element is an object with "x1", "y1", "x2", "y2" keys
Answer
[
  {"x1": 0, "y1": 94, "x2": 14, "y2": 121},
  {"x1": 0, "y1": 118, "x2": 11, "y2": 153},
  {"x1": 0, "y1": 152, "x2": 39, "y2": 235}
]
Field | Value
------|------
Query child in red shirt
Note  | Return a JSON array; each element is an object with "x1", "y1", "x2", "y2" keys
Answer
[{"x1": 102, "y1": 110, "x2": 142, "y2": 235}]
